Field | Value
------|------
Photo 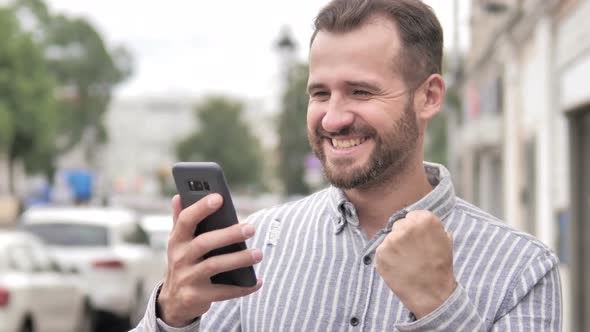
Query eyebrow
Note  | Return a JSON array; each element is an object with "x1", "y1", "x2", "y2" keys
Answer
[
  {"x1": 343, "y1": 80, "x2": 381, "y2": 92},
  {"x1": 307, "y1": 80, "x2": 383, "y2": 94},
  {"x1": 307, "y1": 82, "x2": 328, "y2": 94}
]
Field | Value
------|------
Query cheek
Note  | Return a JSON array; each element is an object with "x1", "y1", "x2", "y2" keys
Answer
[
  {"x1": 306, "y1": 104, "x2": 323, "y2": 133},
  {"x1": 360, "y1": 110, "x2": 393, "y2": 135}
]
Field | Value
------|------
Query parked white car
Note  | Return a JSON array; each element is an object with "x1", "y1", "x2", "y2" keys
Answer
[
  {"x1": 20, "y1": 206, "x2": 165, "y2": 327},
  {"x1": 0, "y1": 230, "x2": 92, "y2": 332},
  {"x1": 139, "y1": 214, "x2": 172, "y2": 253}
]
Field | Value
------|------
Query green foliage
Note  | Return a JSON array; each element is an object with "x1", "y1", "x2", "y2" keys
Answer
[
  {"x1": 424, "y1": 112, "x2": 448, "y2": 166},
  {"x1": 277, "y1": 63, "x2": 312, "y2": 195},
  {"x1": 12, "y1": 0, "x2": 132, "y2": 162},
  {"x1": 43, "y1": 14, "x2": 132, "y2": 155},
  {"x1": 424, "y1": 57, "x2": 463, "y2": 166},
  {"x1": 176, "y1": 96, "x2": 265, "y2": 191},
  {"x1": 0, "y1": 6, "x2": 57, "y2": 186},
  {"x1": 0, "y1": 0, "x2": 131, "y2": 191},
  {"x1": 0, "y1": 102, "x2": 14, "y2": 150}
]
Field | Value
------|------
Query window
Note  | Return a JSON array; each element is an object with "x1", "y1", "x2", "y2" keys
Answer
[
  {"x1": 121, "y1": 223, "x2": 150, "y2": 245},
  {"x1": 6, "y1": 245, "x2": 35, "y2": 272},
  {"x1": 28, "y1": 240, "x2": 60, "y2": 272},
  {"x1": 24, "y1": 223, "x2": 109, "y2": 247}
]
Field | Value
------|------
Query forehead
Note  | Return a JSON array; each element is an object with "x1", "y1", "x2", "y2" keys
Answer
[{"x1": 308, "y1": 15, "x2": 402, "y2": 85}]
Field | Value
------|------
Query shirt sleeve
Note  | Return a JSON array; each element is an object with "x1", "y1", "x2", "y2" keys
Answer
[
  {"x1": 490, "y1": 253, "x2": 562, "y2": 331},
  {"x1": 394, "y1": 283, "x2": 486, "y2": 332},
  {"x1": 394, "y1": 250, "x2": 561, "y2": 332},
  {"x1": 130, "y1": 282, "x2": 201, "y2": 332},
  {"x1": 199, "y1": 297, "x2": 242, "y2": 331}
]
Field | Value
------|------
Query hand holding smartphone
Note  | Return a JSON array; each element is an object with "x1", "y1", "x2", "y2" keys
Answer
[{"x1": 172, "y1": 162, "x2": 257, "y2": 287}]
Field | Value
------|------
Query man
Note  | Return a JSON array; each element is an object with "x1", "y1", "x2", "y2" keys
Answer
[{"x1": 135, "y1": 0, "x2": 562, "y2": 331}]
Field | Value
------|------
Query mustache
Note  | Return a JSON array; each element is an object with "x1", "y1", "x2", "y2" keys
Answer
[{"x1": 315, "y1": 124, "x2": 377, "y2": 138}]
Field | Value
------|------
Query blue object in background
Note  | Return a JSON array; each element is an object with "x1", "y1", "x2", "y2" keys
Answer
[{"x1": 64, "y1": 170, "x2": 94, "y2": 202}]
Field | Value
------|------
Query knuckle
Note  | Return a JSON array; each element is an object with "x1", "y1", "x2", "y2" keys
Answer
[
  {"x1": 176, "y1": 270, "x2": 192, "y2": 286},
  {"x1": 201, "y1": 259, "x2": 219, "y2": 276},
  {"x1": 407, "y1": 210, "x2": 431, "y2": 223},
  {"x1": 380, "y1": 236, "x2": 395, "y2": 251},
  {"x1": 191, "y1": 238, "x2": 209, "y2": 256},
  {"x1": 405, "y1": 210, "x2": 419, "y2": 220},
  {"x1": 179, "y1": 291, "x2": 195, "y2": 308},
  {"x1": 169, "y1": 247, "x2": 188, "y2": 269},
  {"x1": 167, "y1": 236, "x2": 175, "y2": 249},
  {"x1": 391, "y1": 225, "x2": 407, "y2": 238},
  {"x1": 232, "y1": 223, "x2": 248, "y2": 239},
  {"x1": 375, "y1": 246, "x2": 383, "y2": 258},
  {"x1": 169, "y1": 255, "x2": 184, "y2": 271},
  {"x1": 177, "y1": 209, "x2": 190, "y2": 225}
]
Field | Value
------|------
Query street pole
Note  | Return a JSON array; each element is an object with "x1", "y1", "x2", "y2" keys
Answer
[{"x1": 448, "y1": 0, "x2": 461, "y2": 179}]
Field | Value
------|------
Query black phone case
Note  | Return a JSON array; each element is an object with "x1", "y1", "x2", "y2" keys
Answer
[{"x1": 172, "y1": 162, "x2": 257, "y2": 287}]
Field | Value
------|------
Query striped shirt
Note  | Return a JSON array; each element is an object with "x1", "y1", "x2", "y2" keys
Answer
[{"x1": 134, "y1": 162, "x2": 562, "y2": 331}]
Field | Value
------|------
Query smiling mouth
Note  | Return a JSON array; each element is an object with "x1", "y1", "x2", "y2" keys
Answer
[{"x1": 330, "y1": 137, "x2": 369, "y2": 150}]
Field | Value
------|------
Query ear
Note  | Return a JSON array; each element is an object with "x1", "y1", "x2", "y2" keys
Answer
[{"x1": 415, "y1": 74, "x2": 445, "y2": 121}]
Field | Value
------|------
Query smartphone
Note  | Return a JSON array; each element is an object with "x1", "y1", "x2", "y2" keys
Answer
[{"x1": 172, "y1": 162, "x2": 257, "y2": 287}]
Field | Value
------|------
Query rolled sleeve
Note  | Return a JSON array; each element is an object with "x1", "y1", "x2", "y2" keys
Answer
[
  {"x1": 131, "y1": 282, "x2": 200, "y2": 332},
  {"x1": 157, "y1": 317, "x2": 200, "y2": 332},
  {"x1": 395, "y1": 283, "x2": 485, "y2": 332}
]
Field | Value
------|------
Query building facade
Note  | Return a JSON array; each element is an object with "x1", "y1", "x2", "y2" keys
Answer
[{"x1": 457, "y1": 0, "x2": 590, "y2": 330}]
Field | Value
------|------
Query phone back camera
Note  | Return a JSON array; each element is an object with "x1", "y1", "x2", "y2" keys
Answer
[
  {"x1": 203, "y1": 181, "x2": 210, "y2": 191},
  {"x1": 188, "y1": 180, "x2": 204, "y2": 191}
]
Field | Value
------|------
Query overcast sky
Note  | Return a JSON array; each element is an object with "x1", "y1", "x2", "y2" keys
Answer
[{"x1": 45, "y1": 0, "x2": 471, "y2": 106}]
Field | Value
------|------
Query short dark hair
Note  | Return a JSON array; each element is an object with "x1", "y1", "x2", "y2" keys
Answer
[{"x1": 311, "y1": 0, "x2": 443, "y2": 90}]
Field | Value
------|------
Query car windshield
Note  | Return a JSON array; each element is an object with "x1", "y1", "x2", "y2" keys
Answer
[{"x1": 24, "y1": 223, "x2": 109, "y2": 247}]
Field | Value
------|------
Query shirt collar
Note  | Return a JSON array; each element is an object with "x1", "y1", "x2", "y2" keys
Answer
[{"x1": 327, "y1": 162, "x2": 457, "y2": 234}]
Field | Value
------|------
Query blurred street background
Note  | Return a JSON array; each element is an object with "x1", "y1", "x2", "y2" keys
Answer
[{"x1": 0, "y1": 0, "x2": 589, "y2": 331}]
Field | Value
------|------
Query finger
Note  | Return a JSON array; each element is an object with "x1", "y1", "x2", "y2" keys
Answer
[
  {"x1": 447, "y1": 231, "x2": 453, "y2": 242},
  {"x1": 172, "y1": 195, "x2": 182, "y2": 227},
  {"x1": 405, "y1": 210, "x2": 434, "y2": 222},
  {"x1": 192, "y1": 248, "x2": 263, "y2": 281},
  {"x1": 171, "y1": 193, "x2": 223, "y2": 243},
  {"x1": 405, "y1": 210, "x2": 444, "y2": 231},
  {"x1": 188, "y1": 223, "x2": 256, "y2": 261}
]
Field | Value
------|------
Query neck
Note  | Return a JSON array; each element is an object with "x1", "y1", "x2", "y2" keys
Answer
[{"x1": 344, "y1": 159, "x2": 433, "y2": 238}]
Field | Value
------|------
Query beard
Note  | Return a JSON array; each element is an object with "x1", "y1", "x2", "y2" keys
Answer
[{"x1": 308, "y1": 98, "x2": 419, "y2": 190}]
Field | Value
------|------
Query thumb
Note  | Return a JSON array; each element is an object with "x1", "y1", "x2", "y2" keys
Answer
[{"x1": 171, "y1": 194, "x2": 182, "y2": 227}]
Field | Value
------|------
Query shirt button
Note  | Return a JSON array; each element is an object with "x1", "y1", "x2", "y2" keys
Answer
[
  {"x1": 350, "y1": 317, "x2": 360, "y2": 326},
  {"x1": 363, "y1": 255, "x2": 372, "y2": 265}
]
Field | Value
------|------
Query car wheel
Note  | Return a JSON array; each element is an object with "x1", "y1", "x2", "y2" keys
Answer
[{"x1": 76, "y1": 301, "x2": 96, "y2": 332}]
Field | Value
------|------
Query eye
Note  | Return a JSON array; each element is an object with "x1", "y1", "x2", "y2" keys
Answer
[
  {"x1": 353, "y1": 90, "x2": 371, "y2": 96},
  {"x1": 311, "y1": 91, "x2": 330, "y2": 98}
]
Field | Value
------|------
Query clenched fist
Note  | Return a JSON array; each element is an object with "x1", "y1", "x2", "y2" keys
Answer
[{"x1": 375, "y1": 210, "x2": 456, "y2": 319}]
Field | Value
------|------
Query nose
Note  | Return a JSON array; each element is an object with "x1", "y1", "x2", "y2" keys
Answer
[{"x1": 321, "y1": 95, "x2": 354, "y2": 134}]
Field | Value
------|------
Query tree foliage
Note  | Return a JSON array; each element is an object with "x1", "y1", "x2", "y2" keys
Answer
[
  {"x1": 277, "y1": 63, "x2": 311, "y2": 195},
  {"x1": 176, "y1": 96, "x2": 265, "y2": 191},
  {"x1": 0, "y1": 0, "x2": 132, "y2": 193},
  {"x1": 15, "y1": 0, "x2": 132, "y2": 161},
  {"x1": 424, "y1": 58, "x2": 463, "y2": 166},
  {"x1": 44, "y1": 16, "x2": 132, "y2": 158},
  {"x1": 424, "y1": 110, "x2": 448, "y2": 165},
  {"x1": 0, "y1": 6, "x2": 57, "y2": 191}
]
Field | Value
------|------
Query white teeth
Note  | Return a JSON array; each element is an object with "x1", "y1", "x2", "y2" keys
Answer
[{"x1": 331, "y1": 137, "x2": 367, "y2": 149}]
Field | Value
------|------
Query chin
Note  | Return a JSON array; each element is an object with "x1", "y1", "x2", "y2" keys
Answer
[{"x1": 323, "y1": 162, "x2": 373, "y2": 189}]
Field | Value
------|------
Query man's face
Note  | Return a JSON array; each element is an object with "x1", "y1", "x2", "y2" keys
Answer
[{"x1": 307, "y1": 16, "x2": 420, "y2": 189}]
